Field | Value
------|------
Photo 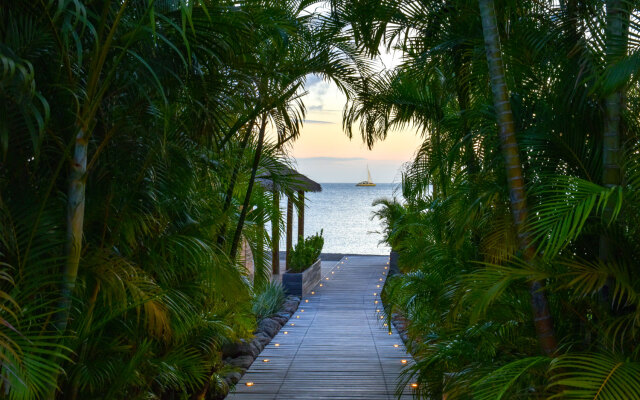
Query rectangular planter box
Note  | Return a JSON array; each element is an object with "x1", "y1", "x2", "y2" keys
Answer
[{"x1": 282, "y1": 259, "x2": 321, "y2": 297}]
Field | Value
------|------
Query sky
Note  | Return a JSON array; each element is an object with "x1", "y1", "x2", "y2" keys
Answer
[{"x1": 269, "y1": 45, "x2": 424, "y2": 184}]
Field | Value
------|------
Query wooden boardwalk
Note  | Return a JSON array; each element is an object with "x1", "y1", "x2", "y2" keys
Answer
[{"x1": 228, "y1": 255, "x2": 415, "y2": 399}]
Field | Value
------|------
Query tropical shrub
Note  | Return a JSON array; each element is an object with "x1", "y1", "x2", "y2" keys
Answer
[
  {"x1": 288, "y1": 231, "x2": 324, "y2": 272},
  {"x1": 252, "y1": 282, "x2": 287, "y2": 320}
]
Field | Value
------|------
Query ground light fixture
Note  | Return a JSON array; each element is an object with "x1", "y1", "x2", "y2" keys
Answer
[
  {"x1": 401, "y1": 359, "x2": 407, "y2": 364},
  {"x1": 374, "y1": 300, "x2": 379, "y2": 304},
  {"x1": 284, "y1": 331, "x2": 288, "y2": 334},
  {"x1": 296, "y1": 315, "x2": 300, "y2": 318},
  {"x1": 394, "y1": 344, "x2": 399, "y2": 348},
  {"x1": 377, "y1": 285, "x2": 380, "y2": 288},
  {"x1": 311, "y1": 291, "x2": 315, "y2": 295},
  {"x1": 305, "y1": 299, "x2": 309, "y2": 303},
  {"x1": 290, "y1": 323, "x2": 295, "y2": 326},
  {"x1": 319, "y1": 283, "x2": 323, "y2": 287},
  {"x1": 274, "y1": 343, "x2": 280, "y2": 347},
  {"x1": 263, "y1": 359, "x2": 270, "y2": 362},
  {"x1": 246, "y1": 382, "x2": 254, "y2": 387},
  {"x1": 411, "y1": 383, "x2": 418, "y2": 389},
  {"x1": 301, "y1": 309, "x2": 304, "y2": 312}
]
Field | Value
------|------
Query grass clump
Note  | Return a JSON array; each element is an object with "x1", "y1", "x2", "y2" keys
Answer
[
  {"x1": 252, "y1": 282, "x2": 286, "y2": 320},
  {"x1": 288, "y1": 230, "x2": 324, "y2": 273}
]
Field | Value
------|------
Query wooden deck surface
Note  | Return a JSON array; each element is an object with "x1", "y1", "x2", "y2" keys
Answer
[{"x1": 227, "y1": 255, "x2": 415, "y2": 399}]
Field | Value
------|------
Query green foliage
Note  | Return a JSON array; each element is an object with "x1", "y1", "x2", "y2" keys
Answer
[
  {"x1": 288, "y1": 230, "x2": 324, "y2": 272},
  {"x1": 252, "y1": 281, "x2": 286, "y2": 320},
  {"x1": 0, "y1": 0, "x2": 362, "y2": 398},
  {"x1": 334, "y1": 0, "x2": 640, "y2": 398}
]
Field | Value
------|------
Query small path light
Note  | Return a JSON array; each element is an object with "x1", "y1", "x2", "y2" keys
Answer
[
  {"x1": 379, "y1": 278, "x2": 383, "y2": 281},
  {"x1": 296, "y1": 315, "x2": 300, "y2": 319},
  {"x1": 263, "y1": 359, "x2": 270, "y2": 362},
  {"x1": 319, "y1": 284, "x2": 323, "y2": 287},
  {"x1": 374, "y1": 300, "x2": 379, "y2": 304},
  {"x1": 410, "y1": 383, "x2": 418, "y2": 389},
  {"x1": 246, "y1": 382, "x2": 254, "y2": 387},
  {"x1": 373, "y1": 293, "x2": 377, "y2": 296},
  {"x1": 394, "y1": 344, "x2": 399, "y2": 348},
  {"x1": 311, "y1": 291, "x2": 315, "y2": 295},
  {"x1": 274, "y1": 343, "x2": 280, "y2": 347},
  {"x1": 305, "y1": 299, "x2": 309, "y2": 303},
  {"x1": 325, "y1": 277, "x2": 329, "y2": 280},
  {"x1": 377, "y1": 284, "x2": 380, "y2": 288},
  {"x1": 290, "y1": 323, "x2": 295, "y2": 326},
  {"x1": 380, "y1": 315, "x2": 384, "y2": 319},
  {"x1": 383, "y1": 323, "x2": 388, "y2": 327},
  {"x1": 401, "y1": 359, "x2": 407, "y2": 364},
  {"x1": 376, "y1": 309, "x2": 380, "y2": 312},
  {"x1": 301, "y1": 309, "x2": 304, "y2": 312}
]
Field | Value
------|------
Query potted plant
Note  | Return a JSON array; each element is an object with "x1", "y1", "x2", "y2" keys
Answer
[{"x1": 282, "y1": 231, "x2": 324, "y2": 297}]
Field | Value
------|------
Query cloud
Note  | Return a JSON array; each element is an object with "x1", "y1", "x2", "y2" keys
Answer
[{"x1": 304, "y1": 119, "x2": 335, "y2": 125}]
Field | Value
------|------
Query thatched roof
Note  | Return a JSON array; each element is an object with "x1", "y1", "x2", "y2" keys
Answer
[{"x1": 257, "y1": 164, "x2": 321, "y2": 193}]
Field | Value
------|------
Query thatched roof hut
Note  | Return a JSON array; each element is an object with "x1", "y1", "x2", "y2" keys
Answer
[
  {"x1": 256, "y1": 162, "x2": 321, "y2": 275},
  {"x1": 257, "y1": 165, "x2": 321, "y2": 194}
]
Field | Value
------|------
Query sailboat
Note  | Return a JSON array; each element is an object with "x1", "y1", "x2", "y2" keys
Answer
[{"x1": 356, "y1": 166, "x2": 376, "y2": 187}]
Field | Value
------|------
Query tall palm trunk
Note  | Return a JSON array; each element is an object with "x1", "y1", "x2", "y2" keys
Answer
[
  {"x1": 230, "y1": 116, "x2": 267, "y2": 258},
  {"x1": 600, "y1": 0, "x2": 628, "y2": 262},
  {"x1": 478, "y1": 0, "x2": 558, "y2": 356},
  {"x1": 55, "y1": 129, "x2": 88, "y2": 333},
  {"x1": 217, "y1": 118, "x2": 256, "y2": 247}
]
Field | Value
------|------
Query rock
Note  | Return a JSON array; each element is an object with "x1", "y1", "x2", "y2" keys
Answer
[
  {"x1": 222, "y1": 339, "x2": 260, "y2": 359},
  {"x1": 277, "y1": 311, "x2": 292, "y2": 320},
  {"x1": 226, "y1": 371, "x2": 243, "y2": 384},
  {"x1": 252, "y1": 337, "x2": 265, "y2": 352},
  {"x1": 227, "y1": 355, "x2": 255, "y2": 369},
  {"x1": 258, "y1": 318, "x2": 281, "y2": 337},
  {"x1": 272, "y1": 315, "x2": 288, "y2": 326},
  {"x1": 287, "y1": 295, "x2": 301, "y2": 303},
  {"x1": 281, "y1": 300, "x2": 299, "y2": 314},
  {"x1": 255, "y1": 332, "x2": 272, "y2": 346}
]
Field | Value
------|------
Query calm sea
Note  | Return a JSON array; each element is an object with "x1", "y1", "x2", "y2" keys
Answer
[{"x1": 279, "y1": 183, "x2": 398, "y2": 255}]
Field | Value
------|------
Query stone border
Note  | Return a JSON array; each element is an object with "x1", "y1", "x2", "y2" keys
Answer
[{"x1": 218, "y1": 295, "x2": 301, "y2": 398}]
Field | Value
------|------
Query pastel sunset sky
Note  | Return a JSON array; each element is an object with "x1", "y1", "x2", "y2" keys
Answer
[{"x1": 271, "y1": 48, "x2": 424, "y2": 184}]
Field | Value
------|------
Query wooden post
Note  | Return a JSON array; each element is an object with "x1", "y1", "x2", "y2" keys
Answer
[
  {"x1": 272, "y1": 191, "x2": 280, "y2": 275},
  {"x1": 297, "y1": 190, "x2": 304, "y2": 241},
  {"x1": 286, "y1": 195, "x2": 293, "y2": 269}
]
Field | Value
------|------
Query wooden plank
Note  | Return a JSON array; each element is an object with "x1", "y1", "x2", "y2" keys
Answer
[{"x1": 227, "y1": 256, "x2": 416, "y2": 399}]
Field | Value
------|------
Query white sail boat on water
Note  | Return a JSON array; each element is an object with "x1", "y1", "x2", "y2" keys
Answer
[{"x1": 356, "y1": 165, "x2": 376, "y2": 187}]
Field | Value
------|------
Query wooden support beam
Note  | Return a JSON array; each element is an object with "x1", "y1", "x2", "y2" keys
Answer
[
  {"x1": 297, "y1": 190, "x2": 304, "y2": 240},
  {"x1": 271, "y1": 191, "x2": 280, "y2": 275},
  {"x1": 286, "y1": 195, "x2": 293, "y2": 269}
]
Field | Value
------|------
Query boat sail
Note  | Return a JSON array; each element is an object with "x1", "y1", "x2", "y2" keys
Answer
[{"x1": 356, "y1": 166, "x2": 376, "y2": 187}]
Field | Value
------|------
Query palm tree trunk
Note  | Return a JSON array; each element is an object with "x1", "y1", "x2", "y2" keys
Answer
[
  {"x1": 55, "y1": 130, "x2": 88, "y2": 333},
  {"x1": 478, "y1": 0, "x2": 558, "y2": 356},
  {"x1": 217, "y1": 118, "x2": 256, "y2": 247},
  {"x1": 230, "y1": 116, "x2": 267, "y2": 259},
  {"x1": 600, "y1": 0, "x2": 628, "y2": 262}
]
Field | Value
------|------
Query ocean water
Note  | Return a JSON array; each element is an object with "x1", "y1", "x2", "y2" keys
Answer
[{"x1": 279, "y1": 183, "x2": 398, "y2": 255}]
